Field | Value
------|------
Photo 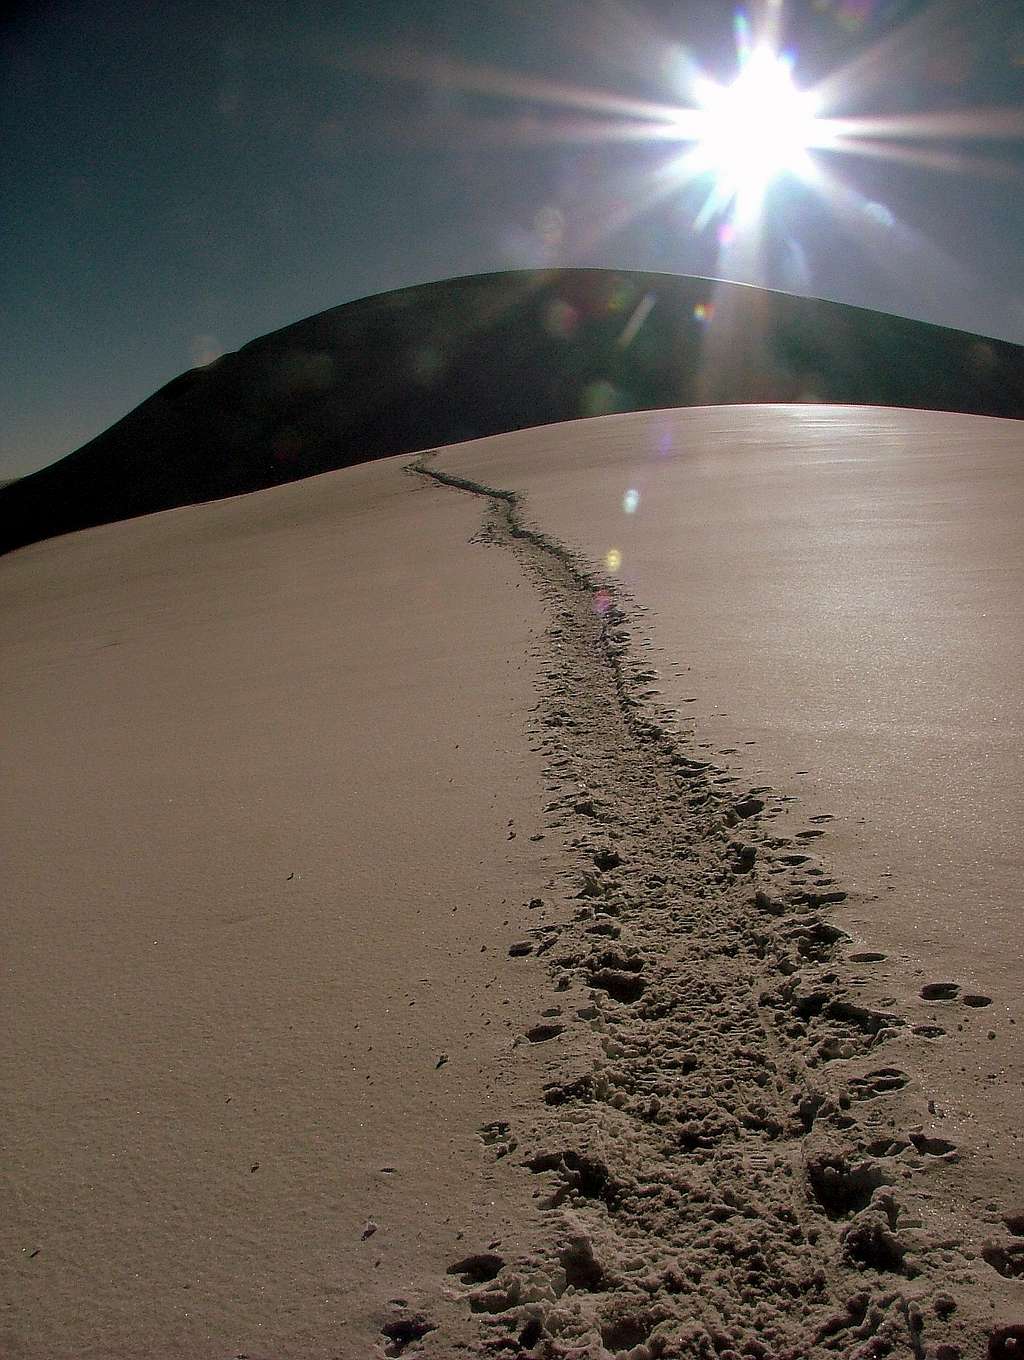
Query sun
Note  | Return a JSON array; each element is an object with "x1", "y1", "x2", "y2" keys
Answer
[{"x1": 692, "y1": 46, "x2": 819, "y2": 215}]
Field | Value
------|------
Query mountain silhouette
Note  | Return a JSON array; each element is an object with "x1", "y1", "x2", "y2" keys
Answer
[{"x1": 3, "y1": 268, "x2": 1022, "y2": 553}]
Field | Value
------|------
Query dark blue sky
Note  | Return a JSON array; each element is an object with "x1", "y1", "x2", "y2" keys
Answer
[{"x1": 3, "y1": 0, "x2": 1022, "y2": 479}]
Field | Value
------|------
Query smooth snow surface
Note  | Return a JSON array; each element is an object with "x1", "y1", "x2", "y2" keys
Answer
[{"x1": 3, "y1": 405, "x2": 1022, "y2": 1357}]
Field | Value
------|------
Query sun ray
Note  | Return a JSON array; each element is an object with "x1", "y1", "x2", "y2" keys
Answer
[
  {"x1": 570, "y1": 149, "x2": 713, "y2": 256},
  {"x1": 799, "y1": 153, "x2": 982, "y2": 302},
  {"x1": 333, "y1": 43, "x2": 689, "y2": 127},
  {"x1": 332, "y1": 1, "x2": 1024, "y2": 296},
  {"x1": 688, "y1": 44, "x2": 820, "y2": 215},
  {"x1": 811, "y1": 134, "x2": 1023, "y2": 181},
  {"x1": 818, "y1": 108, "x2": 1024, "y2": 142},
  {"x1": 805, "y1": 0, "x2": 969, "y2": 115},
  {"x1": 380, "y1": 112, "x2": 697, "y2": 150}
]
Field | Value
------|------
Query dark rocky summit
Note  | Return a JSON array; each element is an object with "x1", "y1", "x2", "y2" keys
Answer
[{"x1": 3, "y1": 268, "x2": 1022, "y2": 553}]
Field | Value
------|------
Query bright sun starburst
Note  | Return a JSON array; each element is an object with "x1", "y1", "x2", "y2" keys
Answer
[
  {"x1": 674, "y1": 10, "x2": 826, "y2": 230},
  {"x1": 693, "y1": 48, "x2": 818, "y2": 204},
  {"x1": 346, "y1": 0, "x2": 1024, "y2": 289}
]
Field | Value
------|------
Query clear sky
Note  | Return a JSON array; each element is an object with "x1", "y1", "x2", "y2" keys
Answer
[{"x1": 2, "y1": 0, "x2": 1022, "y2": 480}]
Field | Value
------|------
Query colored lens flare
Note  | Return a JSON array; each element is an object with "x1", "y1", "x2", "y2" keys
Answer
[
  {"x1": 622, "y1": 488, "x2": 640, "y2": 513},
  {"x1": 190, "y1": 334, "x2": 223, "y2": 367},
  {"x1": 410, "y1": 343, "x2": 445, "y2": 385},
  {"x1": 863, "y1": 200, "x2": 895, "y2": 228},
  {"x1": 543, "y1": 298, "x2": 579, "y2": 338},
  {"x1": 593, "y1": 588, "x2": 612, "y2": 615},
  {"x1": 534, "y1": 204, "x2": 565, "y2": 247},
  {"x1": 605, "y1": 548, "x2": 622, "y2": 573},
  {"x1": 581, "y1": 379, "x2": 621, "y2": 417},
  {"x1": 617, "y1": 292, "x2": 656, "y2": 349}
]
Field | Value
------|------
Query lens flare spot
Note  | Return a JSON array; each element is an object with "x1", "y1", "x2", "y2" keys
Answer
[
  {"x1": 280, "y1": 350, "x2": 334, "y2": 393},
  {"x1": 410, "y1": 344, "x2": 446, "y2": 385},
  {"x1": 663, "y1": 42, "x2": 699, "y2": 90},
  {"x1": 623, "y1": 488, "x2": 640, "y2": 514},
  {"x1": 593, "y1": 588, "x2": 612, "y2": 616},
  {"x1": 717, "y1": 221, "x2": 737, "y2": 248},
  {"x1": 605, "y1": 548, "x2": 622, "y2": 573},
  {"x1": 272, "y1": 428, "x2": 305, "y2": 464},
  {"x1": 863, "y1": 200, "x2": 895, "y2": 229},
  {"x1": 543, "y1": 298, "x2": 579, "y2": 339},
  {"x1": 813, "y1": 0, "x2": 877, "y2": 31},
  {"x1": 190, "y1": 334, "x2": 223, "y2": 367},
  {"x1": 969, "y1": 340, "x2": 997, "y2": 373},
  {"x1": 606, "y1": 278, "x2": 633, "y2": 313},
  {"x1": 534, "y1": 204, "x2": 565, "y2": 248},
  {"x1": 617, "y1": 292, "x2": 656, "y2": 349},
  {"x1": 693, "y1": 301, "x2": 715, "y2": 324},
  {"x1": 581, "y1": 379, "x2": 621, "y2": 417}
]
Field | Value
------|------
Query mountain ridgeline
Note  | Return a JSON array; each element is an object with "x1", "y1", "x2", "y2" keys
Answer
[{"x1": 3, "y1": 269, "x2": 1023, "y2": 553}]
